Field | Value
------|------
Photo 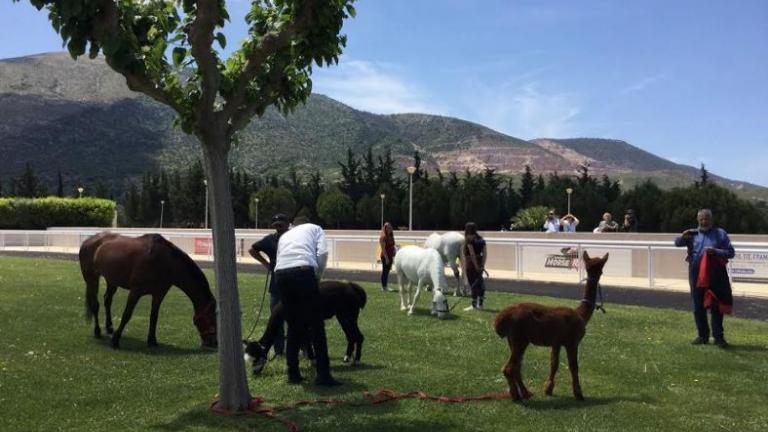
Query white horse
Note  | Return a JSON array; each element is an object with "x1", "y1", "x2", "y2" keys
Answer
[
  {"x1": 394, "y1": 246, "x2": 450, "y2": 318},
  {"x1": 425, "y1": 231, "x2": 466, "y2": 296}
]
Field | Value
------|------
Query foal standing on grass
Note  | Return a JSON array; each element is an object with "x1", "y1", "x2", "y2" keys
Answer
[{"x1": 494, "y1": 251, "x2": 609, "y2": 401}]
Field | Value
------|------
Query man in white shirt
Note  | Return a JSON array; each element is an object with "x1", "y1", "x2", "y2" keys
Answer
[
  {"x1": 543, "y1": 209, "x2": 561, "y2": 233},
  {"x1": 273, "y1": 216, "x2": 340, "y2": 386}
]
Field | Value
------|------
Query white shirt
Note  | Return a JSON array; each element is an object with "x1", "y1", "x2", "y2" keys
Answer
[
  {"x1": 543, "y1": 218, "x2": 560, "y2": 233},
  {"x1": 274, "y1": 223, "x2": 328, "y2": 276}
]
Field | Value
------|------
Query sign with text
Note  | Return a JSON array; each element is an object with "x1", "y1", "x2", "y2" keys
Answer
[
  {"x1": 731, "y1": 252, "x2": 768, "y2": 280},
  {"x1": 194, "y1": 237, "x2": 211, "y2": 255}
]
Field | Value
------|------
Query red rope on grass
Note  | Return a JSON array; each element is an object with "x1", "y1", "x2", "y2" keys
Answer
[{"x1": 211, "y1": 389, "x2": 509, "y2": 431}]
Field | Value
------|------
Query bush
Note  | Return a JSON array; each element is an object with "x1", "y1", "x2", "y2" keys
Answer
[
  {"x1": 511, "y1": 206, "x2": 550, "y2": 231},
  {"x1": 0, "y1": 197, "x2": 116, "y2": 229}
]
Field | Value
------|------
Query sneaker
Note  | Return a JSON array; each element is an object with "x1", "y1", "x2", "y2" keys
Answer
[
  {"x1": 714, "y1": 338, "x2": 729, "y2": 349},
  {"x1": 463, "y1": 305, "x2": 476, "y2": 312},
  {"x1": 690, "y1": 336, "x2": 709, "y2": 345},
  {"x1": 382, "y1": 286, "x2": 389, "y2": 292},
  {"x1": 314, "y1": 376, "x2": 343, "y2": 386}
]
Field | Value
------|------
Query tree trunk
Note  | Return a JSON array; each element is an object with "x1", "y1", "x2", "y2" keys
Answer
[{"x1": 202, "y1": 140, "x2": 252, "y2": 411}]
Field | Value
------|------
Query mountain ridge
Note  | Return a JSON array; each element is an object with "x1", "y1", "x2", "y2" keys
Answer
[{"x1": 1, "y1": 52, "x2": 765, "y2": 200}]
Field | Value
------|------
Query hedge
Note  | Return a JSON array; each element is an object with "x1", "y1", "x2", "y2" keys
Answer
[{"x1": 0, "y1": 197, "x2": 116, "y2": 229}]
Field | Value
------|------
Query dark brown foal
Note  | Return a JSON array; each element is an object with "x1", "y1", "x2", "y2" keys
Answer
[{"x1": 494, "y1": 251, "x2": 609, "y2": 401}]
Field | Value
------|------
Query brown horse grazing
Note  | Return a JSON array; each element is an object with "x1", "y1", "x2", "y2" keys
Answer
[
  {"x1": 79, "y1": 232, "x2": 217, "y2": 350},
  {"x1": 494, "y1": 251, "x2": 609, "y2": 401}
]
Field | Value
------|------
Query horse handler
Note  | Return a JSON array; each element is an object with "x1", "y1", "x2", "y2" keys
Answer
[
  {"x1": 248, "y1": 213, "x2": 290, "y2": 358},
  {"x1": 273, "y1": 216, "x2": 342, "y2": 386}
]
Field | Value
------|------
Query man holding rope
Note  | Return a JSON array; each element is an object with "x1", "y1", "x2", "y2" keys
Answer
[
  {"x1": 249, "y1": 213, "x2": 290, "y2": 359},
  {"x1": 274, "y1": 216, "x2": 341, "y2": 386}
]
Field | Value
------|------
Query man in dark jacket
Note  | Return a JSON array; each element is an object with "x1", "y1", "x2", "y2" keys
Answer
[
  {"x1": 674, "y1": 209, "x2": 735, "y2": 348},
  {"x1": 248, "y1": 213, "x2": 290, "y2": 357}
]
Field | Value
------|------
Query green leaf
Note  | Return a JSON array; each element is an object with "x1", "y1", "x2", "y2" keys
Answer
[
  {"x1": 172, "y1": 47, "x2": 186, "y2": 66},
  {"x1": 215, "y1": 32, "x2": 227, "y2": 49}
]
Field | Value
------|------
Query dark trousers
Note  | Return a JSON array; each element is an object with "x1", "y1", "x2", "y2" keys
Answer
[
  {"x1": 381, "y1": 260, "x2": 392, "y2": 288},
  {"x1": 274, "y1": 267, "x2": 332, "y2": 379},
  {"x1": 269, "y1": 291, "x2": 285, "y2": 355},
  {"x1": 689, "y1": 272, "x2": 724, "y2": 340},
  {"x1": 466, "y1": 266, "x2": 485, "y2": 306}
]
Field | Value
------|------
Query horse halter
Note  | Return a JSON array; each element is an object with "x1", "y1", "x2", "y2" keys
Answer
[
  {"x1": 193, "y1": 300, "x2": 217, "y2": 337},
  {"x1": 579, "y1": 276, "x2": 606, "y2": 314},
  {"x1": 432, "y1": 290, "x2": 450, "y2": 317}
]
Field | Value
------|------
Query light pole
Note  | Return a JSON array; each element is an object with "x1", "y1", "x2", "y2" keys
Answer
[
  {"x1": 160, "y1": 200, "x2": 165, "y2": 228},
  {"x1": 380, "y1": 193, "x2": 385, "y2": 227},
  {"x1": 566, "y1": 187, "x2": 573, "y2": 214},
  {"x1": 77, "y1": 186, "x2": 84, "y2": 199},
  {"x1": 407, "y1": 166, "x2": 416, "y2": 231},
  {"x1": 254, "y1": 197, "x2": 259, "y2": 229},
  {"x1": 203, "y1": 179, "x2": 208, "y2": 229}
]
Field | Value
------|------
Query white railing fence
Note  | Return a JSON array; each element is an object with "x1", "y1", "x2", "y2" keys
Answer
[{"x1": 1, "y1": 229, "x2": 767, "y2": 297}]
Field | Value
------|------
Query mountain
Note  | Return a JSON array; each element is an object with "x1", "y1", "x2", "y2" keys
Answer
[{"x1": 1, "y1": 52, "x2": 766, "y2": 200}]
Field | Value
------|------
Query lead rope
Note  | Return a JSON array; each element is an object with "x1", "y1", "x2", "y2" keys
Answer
[
  {"x1": 246, "y1": 270, "x2": 271, "y2": 340},
  {"x1": 579, "y1": 276, "x2": 606, "y2": 314}
]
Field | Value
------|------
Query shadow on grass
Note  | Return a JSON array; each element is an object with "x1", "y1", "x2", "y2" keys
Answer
[
  {"x1": 154, "y1": 394, "x2": 453, "y2": 432},
  {"x1": 91, "y1": 335, "x2": 215, "y2": 356},
  {"x1": 728, "y1": 344, "x2": 768, "y2": 353},
  {"x1": 330, "y1": 362, "x2": 387, "y2": 372},
  {"x1": 520, "y1": 394, "x2": 655, "y2": 410}
]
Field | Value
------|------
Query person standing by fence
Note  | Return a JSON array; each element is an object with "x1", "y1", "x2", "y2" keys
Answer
[
  {"x1": 379, "y1": 222, "x2": 396, "y2": 292},
  {"x1": 462, "y1": 222, "x2": 487, "y2": 311},
  {"x1": 674, "y1": 209, "x2": 735, "y2": 348}
]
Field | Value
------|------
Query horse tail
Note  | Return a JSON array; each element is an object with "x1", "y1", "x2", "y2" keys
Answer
[
  {"x1": 350, "y1": 282, "x2": 367, "y2": 309},
  {"x1": 78, "y1": 234, "x2": 104, "y2": 323},
  {"x1": 494, "y1": 310, "x2": 515, "y2": 338}
]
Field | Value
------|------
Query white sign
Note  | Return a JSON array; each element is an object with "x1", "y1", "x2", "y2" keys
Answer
[{"x1": 731, "y1": 252, "x2": 768, "y2": 280}]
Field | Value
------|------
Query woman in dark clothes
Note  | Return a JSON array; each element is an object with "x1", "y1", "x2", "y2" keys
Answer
[{"x1": 379, "y1": 222, "x2": 397, "y2": 292}]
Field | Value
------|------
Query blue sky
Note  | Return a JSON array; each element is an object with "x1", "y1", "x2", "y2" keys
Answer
[{"x1": 1, "y1": 0, "x2": 767, "y2": 186}]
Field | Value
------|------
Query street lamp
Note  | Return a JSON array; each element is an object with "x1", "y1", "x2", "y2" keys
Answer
[
  {"x1": 160, "y1": 200, "x2": 165, "y2": 228},
  {"x1": 254, "y1": 197, "x2": 259, "y2": 229},
  {"x1": 406, "y1": 166, "x2": 416, "y2": 231},
  {"x1": 566, "y1": 187, "x2": 573, "y2": 214},
  {"x1": 77, "y1": 186, "x2": 84, "y2": 199},
  {"x1": 203, "y1": 179, "x2": 208, "y2": 229},
  {"x1": 380, "y1": 193, "x2": 386, "y2": 228}
]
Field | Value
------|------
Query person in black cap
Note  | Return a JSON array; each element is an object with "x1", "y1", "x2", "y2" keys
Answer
[
  {"x1": 621, "y1": 209, "x2": 639, "y2": 233},
  {"x1": 248, "y1": 213, "x2": 290, "y2": 358}
]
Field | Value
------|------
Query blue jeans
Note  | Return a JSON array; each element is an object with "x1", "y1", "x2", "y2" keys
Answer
[
  {"x1": 269, "y1": 290, "x2": 285, "y2": 355},
  {"x1": 689, "y1": 272, "x2": 724, "y2": 340}
]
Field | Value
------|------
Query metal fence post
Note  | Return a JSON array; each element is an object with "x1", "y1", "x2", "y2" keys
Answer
[{"x1": 648, "y1": 246, "x2": 655, "y2": 288}]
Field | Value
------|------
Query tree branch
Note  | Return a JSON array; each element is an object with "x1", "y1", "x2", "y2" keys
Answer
[
  {"x1": 188, "y1": 0, "x2": 222, "y2": 133},
  {"x1": 92, "y1": 0, "x2": 184, "y2": 114},
  {"x1": 222, "y1": 0, "x2": 317, "y2": 132}
]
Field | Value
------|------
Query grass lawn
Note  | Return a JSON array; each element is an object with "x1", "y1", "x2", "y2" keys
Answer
[{"x1": 1, "y1": 256, "x2": 767, "y2": 432}]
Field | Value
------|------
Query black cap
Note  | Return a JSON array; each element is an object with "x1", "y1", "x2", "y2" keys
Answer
[
  {"x1": 625, "y1": 209, "x2": 635, "y2": 215},
  {"x1": 271, "y1": 213, "x2": 289, "y2": 226}
]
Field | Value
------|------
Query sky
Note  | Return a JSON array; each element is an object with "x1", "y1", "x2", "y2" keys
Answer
[{"x1": 1, "y1": 0, "x2": 767, "y2": 186}]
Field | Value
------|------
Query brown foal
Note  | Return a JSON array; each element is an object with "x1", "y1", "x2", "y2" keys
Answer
[{"x1": 494, "y1": 251, "x2": 609, "y2": 401}]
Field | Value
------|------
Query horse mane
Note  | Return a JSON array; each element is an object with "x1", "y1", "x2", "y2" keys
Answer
[
  {"x1": 148, "y1": 235, "x2": 210, "y2": 294},
  {"x1": 428, "y1": 249, "x2": 448, "y2": 291}
]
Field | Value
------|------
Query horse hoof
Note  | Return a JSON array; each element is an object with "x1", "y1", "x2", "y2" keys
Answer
[
  {"x1": 110, "y1": 339, "x2": 120, "y2": 349},
  {"x1": 343, "y1": 355, "x2": 351, "y2": 363},
  {"x1": 353, "y1": 360, "x2": 361, "y2": 367},
  {"x1": 147, "y1": 341, "x2": 159, "y2": 348},
  {"x1": 94, "y1": 329, "x2": 102, "y2": 338},
  {"x1": 575, "y1": 394, "x2": 585, "y2": 401},
  {"x1": 106, "y1": 328, "x2": 114, "y2": 335},
  {"x1": 523, "y1": 391, "x2": 534, "y2": 400},
  {"x1": 407, "y1": 310, "x2": 414, "y2": 316}
]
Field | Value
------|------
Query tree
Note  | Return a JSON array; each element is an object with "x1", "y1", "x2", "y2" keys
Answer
[
  {"x1": 56, "y1": 172, "x2": 64, "y2": 197},
  {"x1": 16, "y1": 162, "x2": 42, "y2": 197},
  {"x1": 317, "y1": 189, "x2": 354, "y2": 228},
  {"x1": 253, "y1": 186, "x2": 297, "y2": 227},
  {"x1": 21, "y1": 0, "x2": 357, "y2": 411}
]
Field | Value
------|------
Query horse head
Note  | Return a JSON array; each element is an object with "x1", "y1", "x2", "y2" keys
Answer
[
  {"x1": 193, "y1": 300, "x2": 218, "y2": 349},
  {"x1": 243, "y1": 340, "x2": 269, "y2": 375},
  {"x1": 582, "y1": 251, "x2": 609, "y2": 277}
]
